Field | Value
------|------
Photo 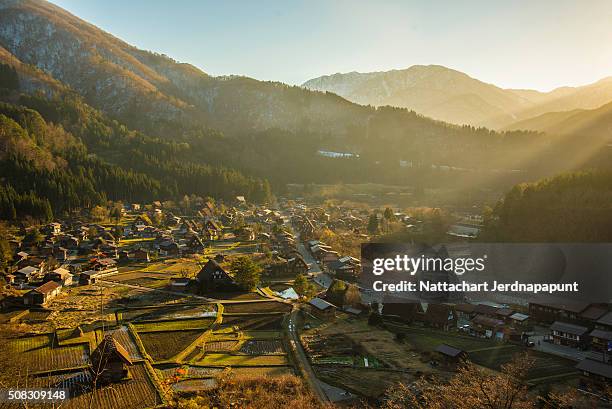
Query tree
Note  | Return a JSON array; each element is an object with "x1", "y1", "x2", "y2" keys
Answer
[
  {"x1": 23, "y1": 227, "x2": 44, "y2": 245},
  {"x1": 382, "y1": 353, "x2": 535, "y2": 409},
  {"x1": 367, "y1": 213, "x2": 379, "y2": 235},
  {"x1": 230, "y1": 256, "x2": 262, "y2": 291},
  {"x1": 293, "y1": 274, "x2": 315, "y2": 297},
  {"x1": 384, "y1": 207, "x2": 395, "y2": 221},
  {"x1": 110, "y1": 205, "x2": 122, "y2": 223},
  {"x1": 90, "y1": 205, "x2": 108, "y2": 222}
]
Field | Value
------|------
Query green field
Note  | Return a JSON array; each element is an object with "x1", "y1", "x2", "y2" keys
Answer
[
  {"x1": 133, "y1": 318, "x2": 215, "y2": 332},
  {"x1": 385, "y1": 323, "x2": 578, "y2": 384},
  {"x1": 194, "y1": 353, "x2": 289, "y2": 366},
  {"x1": 138, "y1": 330, "x2": 205, "y2": 361}
]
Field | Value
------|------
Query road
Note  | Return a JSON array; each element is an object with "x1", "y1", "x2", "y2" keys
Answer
[
  {"x1": 294, "y1": 232, "x2": 321, "y2": 274},
  {"x1": 285, "y1": 309, "x2": 329, "y2": 403}
]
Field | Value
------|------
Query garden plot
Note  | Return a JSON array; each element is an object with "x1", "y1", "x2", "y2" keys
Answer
[
  {"x1": 132, "y1": 317, "x2": 215, "y2": 332},
  {"x1": 220, "y1": 314, "x2": 284, "y2": 330},
  {"x1": 203, "y1": 340, "x2": 240, "y2": 353},
  {"x1": 109, "y1": 326, "x2": 143, "y2": 361},
  {"x1": 468, "y1": 346, "x2": 578, "y2": 384},
  {"x1": 226, "y1": 366, "x2": 295, "y2": 378},
  {"x1": 121, "y1": 304, "x2": 215, "y2": 321},
  {"x1": 239, "y1": 340, "x2": 284, "y2": 355},
  {"x1": 194, "y1": 353, "x2": 289, "y2": 367},
  {"x1": 19, "y1": 363, "x2": 163, "y2": 409},
  {"x1": 316, "y1": 367, "x2": 412, "y2": 399},
  {"x1": 222, "y1": 301, "x2": 291, "y2": 314},
  {"x1": 172, "y1": 378, "x2": 217, "y2": 392},
  {"x1": 205, "y1": 292, "x2": 269, "y2": 301},
  {"x1": 138, "y1": 330, "x2": 205, "y2": 361},
  {"x1": 9, "y1": 334, "x2": 89, "y2": 373}
]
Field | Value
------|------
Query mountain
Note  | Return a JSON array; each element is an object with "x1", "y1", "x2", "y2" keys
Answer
[
  {"x1": 2, "y1": 0, "x2": 611, "y2": 219},
  {"x1": 303, "y1": 67, "x2": 612, "y2": 129},
  {"x1": 303, "y1": 65, "x2": 537, "y2": 128},
  {"x1": 504, "y1": 99, "x2": 612, "y2": 142}
]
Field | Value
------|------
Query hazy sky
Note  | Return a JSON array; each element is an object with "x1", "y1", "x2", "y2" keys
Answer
[{"x1": 51, "y1": 0, "x2": 612, "y2": 91}]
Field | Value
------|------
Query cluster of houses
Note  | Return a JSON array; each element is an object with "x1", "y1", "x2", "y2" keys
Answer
[{"x1": 529, "y1": 301, "x2": 612, "y2": 354}]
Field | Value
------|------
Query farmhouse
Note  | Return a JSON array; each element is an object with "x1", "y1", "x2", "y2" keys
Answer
[
  {"x1": 576, "y1": 359, "x2": 612, "y2": 391},
  {"x1": 196, "y1": 260, "x2": 233, "y2": 290},
  {"x1": 422, "y1": 304, "x2": 457, "y2": 331},
  {"x1": 308, "y1": 297, "x2": 337, "y2": 319},
  {"x1": 23, "y1": 281, "x2": 61, "y2": 306},
  {"x1": 549, "y1": 321, "x2": 589, "y2": 348},
  {"x1": 589, "y1": 329, "x2": 612, "y2": 353},
  {"x1": 45, "y1": 267, "x2": 73, "y2": 286},
  {"x1": 15, "y1": 266, "x2": 38, "y2": 283},
  {"x1": 434, "y1": 344, "x2": 467, "y2": 365},
  {"x1": 596, "y1": 311, "x2": 612, "y2": 331},
  {"x1": 529, "y1": 301, "x2": 590, "y2": 323},
  {"x1": 90, "y1": 334, "x2": 133, "y2": 385},
  {"x1": 471, "y1": 315, "x2": 505, "y2": 339},
  {"x1": 91, "y1": 258, "x2": 118, "y2": 274}
]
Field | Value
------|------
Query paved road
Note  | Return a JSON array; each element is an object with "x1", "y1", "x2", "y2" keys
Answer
[
  {"x1": 294, "y1": 232, "x2": 321, "y2": 274},
  {"x1": 285, "y1": 309, "x2": 329, "y2": 403}
]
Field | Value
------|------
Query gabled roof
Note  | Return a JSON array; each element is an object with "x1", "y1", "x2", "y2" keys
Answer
[
  {"x1": 30, "y1": 281, "x2": 61, "y2": 295},
  {"x1": 17, "y1": 266, "x2": 38, "y2": 276},
  {"x1": 589, "y1": 329, "x2": 612, "y2": 341},
  {"x1": 197, "y1": 259, "x2": 230, "y2": 282},
  {"x1": 91, "y1": 334, "x2": 133, "y2": 367},
  {"x1": 595, "y1": 311, "x2": 612, "y2": 327},
  {"x1": 472, "y1": 314, "x2": 504, "y2": 328},
  {"x1": 509, "y1": 313, "x2": 529, "y2": 321},
  {"x1": 579, "y1": 305, "x2": 608, "y2": 321},
  {"x1": 550, "y1": 321, "x2": 588, "y2": 336},
  {"x1": 435, "y1": 344, "x2": 465, "y2": 358},
  {"x1": 576, "y1": 359, "x2": 612, "y2": 379},
  {"x1": 473, "y1": 304, "x2": 499, "y2": 316},
  {"x1": 309, "y1": 297, "x2": 336, "y2": 311}
]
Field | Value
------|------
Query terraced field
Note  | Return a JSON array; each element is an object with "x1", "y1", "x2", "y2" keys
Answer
[
  {"x1": 220, "y1": 314, "x2": 284, "y2": 330},
  {"x1": 121, "y1": 304, "x2": 215, "y2": 321},
  {"x1": 9, "y1": 334, "x2": 89, "y2": 373},
  {"x1": 239, "y1": 340, "x2": 284, "y2": 354},
  {"x1": 194, "y1": 353, "x2": 289, "y2": 366},
  {"x1": 222, "y1": 301, "x2": 291, "y2": 314},
  {"x1": 15, "y1": 363, "x2": 163, "y2": 409},
  {"x1": 138, "y1": 330, "x2": 205, "y2": 361},
  {"x1": 132, "y1": 317, "x2": 214, "y2": 332}
]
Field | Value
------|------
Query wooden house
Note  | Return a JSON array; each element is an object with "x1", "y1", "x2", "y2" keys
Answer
[
  {"x1": 308, "y1": 297, "x2": 337, "y2": 319},
  {"x1": 549, "y1": 321, "x2": 589, "y2": 348},
  {"x1": 434, "y1": 344, "x2": 467, "y2": 365},
  {"x1": 23, "y1": 281, "x2": 61, "y2": 306},
  {"x1": 422, "y1": 304, "x2": 457, "y2": 331},
  {"x1": 90, "y1": 334, "x2": 133, "y2": 385},
  {"x1": 46, "y1": 267, "x2": 73, "y2": 286},
  {"x1": 133, "y1": 248, "x2": 150, "y2": 262},
  {"x1": 576, "y1": 359, "x2": 612, "y2": 392},
  {"x1": 15, "y1": 266, "x2": 38, "y2": 283},
  {"x1": 196, "y1": 260, "x2": 233, "y2": 291}
]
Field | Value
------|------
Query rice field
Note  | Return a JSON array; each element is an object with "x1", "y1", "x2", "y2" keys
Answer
[
  {"x1": 222, "y1": 301, "x2": 291, "y2": 314},
  {"x1": 194, "y1": 353, "x2": 289, "y2": 367},
  {"x1": 9, "y1": 334, "x2": 89, "y2": 373},
  {"x1": 138, "y1": 330, "x2": 205, "y2": 361},
  {"x1": 132, "y1": 318, "x2": 214, "y2": 332},
  {"x1": 220, "y1": 314, "x2": 284, "y2": 330},
  {"x1": 239, "y1": 340, "x2": 284, "y2": 355}
]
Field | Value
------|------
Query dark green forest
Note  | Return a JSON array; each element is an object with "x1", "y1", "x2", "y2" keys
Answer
[
  {"x1": 0, "y1": 64, "x2": 272, "y2": 221},
  {"x1": 481, "y1": 170, "x2": 612, "y2": 242}
]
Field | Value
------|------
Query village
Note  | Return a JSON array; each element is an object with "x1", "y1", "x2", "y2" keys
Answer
[{"x1": 0, "y1": 195, "x2": 610, "y2": 408}]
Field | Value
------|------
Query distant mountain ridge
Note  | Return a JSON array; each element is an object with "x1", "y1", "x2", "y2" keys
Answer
[{"x1": 303, "y1": 66, "x2": 612, "y2": 129}]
